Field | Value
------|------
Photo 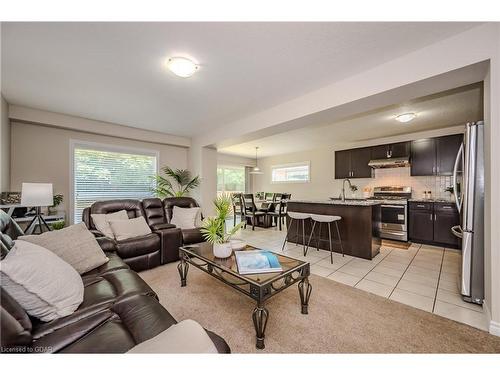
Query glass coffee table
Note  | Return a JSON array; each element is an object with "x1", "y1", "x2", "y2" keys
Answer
[{"x1": 177, "y1": 242, "x2": 312, "y2": 349}]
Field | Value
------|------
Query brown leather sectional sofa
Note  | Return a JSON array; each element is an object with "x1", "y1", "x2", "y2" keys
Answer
[
  {"x1": 0, "y1": 210, "x2": 230, "y2": 353},
  {"x1": 82, "y1": 197, "x2": 205, "y2": 271}
]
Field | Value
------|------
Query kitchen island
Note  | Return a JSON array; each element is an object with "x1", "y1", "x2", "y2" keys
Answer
[{"x1": 286, "y1": 200, "x2": 381, "y2": 260}]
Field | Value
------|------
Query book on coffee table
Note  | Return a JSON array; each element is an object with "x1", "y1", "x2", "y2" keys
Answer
[{"x1": 234, "y1": 249, "x2": 283, "y2": 275}]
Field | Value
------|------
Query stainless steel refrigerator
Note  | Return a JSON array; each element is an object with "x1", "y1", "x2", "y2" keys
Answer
[{"x1": 451, "y1": 121, "x2": 484, "y2": 305}]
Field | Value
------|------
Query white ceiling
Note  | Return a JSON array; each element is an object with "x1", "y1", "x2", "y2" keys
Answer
[
  {"x1": 219, "y1": 83, "x2": 483, "y2": 158},
  {"x1": 1, "y1": 22, "x2": 480, "y2": 137}
]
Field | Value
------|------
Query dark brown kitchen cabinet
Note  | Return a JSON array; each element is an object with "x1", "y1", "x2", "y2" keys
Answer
[
  {"x1": 409, "y1": 201, "x2": 460, "y2": 248},
  {"x1": 411, "y1": 134, "x2": 463, "y2": 176},
  {"x1": 436, "y1": 134, "x2": 463, "y2": 175},
  {"x1": 334, "y1": 150, "x2": 352, "y2": 179},
  {"x1": 408, "y1": 204, "x2": 434, "y2": 242},
  {"x1": 350, "y1": 147, "x2": 373, "y2": 178},
  {"x1": 411, "y1": 138, "x2": 437, "y2": 176},
  {"x1": 433, "y1": 203, "x2": 461, "y2": 247},
  {"x1": 335, "y1": 147, "x2": 372, "y2": 179},
  {"x1": 371, "y1": 142, "x2": 410, "y2": 159}
]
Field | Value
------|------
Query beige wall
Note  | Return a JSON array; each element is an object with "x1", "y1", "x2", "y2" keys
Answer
[
  {"x1": 252, "y1": 125, "x2": 464, "y2": 200},
  {"x1": 11, "y1": 122, "x2": 188, "y2": 223},
  {"x1": 0, "y1": 96, "x2": 10, "y2": 191}
]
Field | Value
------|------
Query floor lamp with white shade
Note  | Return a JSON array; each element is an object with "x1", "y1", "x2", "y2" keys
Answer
[{"x1": 21, "y1": 183, "x2": 54, "y2": 234}]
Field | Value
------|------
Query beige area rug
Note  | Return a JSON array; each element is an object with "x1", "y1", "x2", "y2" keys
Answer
[{"x1": 139, "y1": 263, "x2": 500, "y2": 353}]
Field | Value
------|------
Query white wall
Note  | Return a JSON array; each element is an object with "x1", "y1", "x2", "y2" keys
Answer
[
  {"x1": 0, "y1": 95, "x2": 10, "y2": 191},
  {"x1": 253, "y1": 126, "x2": 464, "y2": 200},
  {"x1": 10, "y1": 121, "x2": 188, "y2": 222}
]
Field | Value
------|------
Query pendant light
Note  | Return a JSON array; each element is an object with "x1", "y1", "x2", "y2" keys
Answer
[{"x1": 249, "y1": 147, "x2": 263, "y2": 174}]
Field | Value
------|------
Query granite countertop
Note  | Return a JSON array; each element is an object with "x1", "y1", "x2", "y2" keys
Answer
[
  {"x1": 289, "y1": 199, "x2": 380, "y2": 206},
  {"x1": 408, "y1": 198, "x2": 455, "y2": 203}
]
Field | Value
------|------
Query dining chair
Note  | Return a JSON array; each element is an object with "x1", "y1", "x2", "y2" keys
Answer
[
  {"x1": 242, "y1": 193, "x2": 266, "y2": 230},
  {"x1": 267, "y1": 193, "x2": 291, "y2": 231},
  {"x1": 231, "y1": 193, "x2": 244, "y2": 226}
]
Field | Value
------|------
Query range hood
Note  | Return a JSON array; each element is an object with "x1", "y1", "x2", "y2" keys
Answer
[{"x1": 368, "y1": 156, "x2": 410, "y2": 169}]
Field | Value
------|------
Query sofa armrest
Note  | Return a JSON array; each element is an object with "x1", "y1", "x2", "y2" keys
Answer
[
  {"x1": 96, "y1": 236, "x2": 117, "y2": 252},
  {"x1": 154, "y1": 227, "x2": 182, "y2": 264},
  {"x1": 150, "y1": 223, "x2": 176, "y2": 231}
]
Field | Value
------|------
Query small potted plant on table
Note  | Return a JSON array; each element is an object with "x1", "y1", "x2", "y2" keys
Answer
[{"x1": 200, "y1": 194, "x2": 244, "y2": 258}]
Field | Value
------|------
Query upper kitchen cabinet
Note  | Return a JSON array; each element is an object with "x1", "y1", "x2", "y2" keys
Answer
[
  {"x1": 410, "y1": 134, "x2": 463, "y2": 176},
  {"x1": 436, "y1": 134, "x2": 463, "y2": 175},
  {"x1": 334, "y1": 149, "x2": 351, "y2": 179},
  {"x1": 334, "y1": 147, "x2": 372, "y2": 179},
  {"x1": 370, "y1": 142, "x2": 410, "y2": 159},
  {"x1": 411, "y1": 138, "x2": 436, "y2": 176},
  {"x1": 350, "y1": 147, "x2": 373, "y2": 178}
]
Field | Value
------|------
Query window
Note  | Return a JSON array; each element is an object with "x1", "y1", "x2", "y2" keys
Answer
[
  {"x1": 217, "y1": 165, "x2": 246, "y2": 195},
  {"x1": 72, "y1": 141, "x2": 158, "y2": 223},
  {"x1": 271, "y1": 162, "x2": 310, "y2": 183}
]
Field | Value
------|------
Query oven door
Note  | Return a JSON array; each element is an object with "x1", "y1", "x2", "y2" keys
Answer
[{"x1": 380, "y1": 204, "x2": 407, "y2": 231}]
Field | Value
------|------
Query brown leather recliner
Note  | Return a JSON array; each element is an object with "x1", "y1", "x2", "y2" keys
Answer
[
  {"x1": 142, "y1": 198, "x2": 184, "y2": 263},
  {"x1": 0, "y1": 211, "x2": 230, "y2": 353},
  {"x1": 163, "y1": 197, "x2": 205, "y2": 245},
  {"x1": 82, "y1": 199, "x2": 181, "y2": 272}
]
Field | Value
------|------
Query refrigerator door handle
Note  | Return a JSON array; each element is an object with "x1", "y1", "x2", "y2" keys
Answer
[
  {"x1": 452, "y1": 143, "x2": 464, "y2": 213},
  {"x1": 461, "y1": 231, "x2": 473, "y2": 297},
  {"x1": 451, "y1": 225, "x2": 463, "y2": 238}
]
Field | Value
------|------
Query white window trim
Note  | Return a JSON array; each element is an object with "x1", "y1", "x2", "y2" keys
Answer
[
  {"x1": 69, "y1": 139, "x2": 160, "y2": 224},
  {"x1": 270, "y1": 161, "x2": 310, "y2": 184}
]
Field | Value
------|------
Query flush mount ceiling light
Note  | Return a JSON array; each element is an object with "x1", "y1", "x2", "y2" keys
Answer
[
  {"x1": 249, "y1": 147, "x2": 263, "y2": 175},
  {"x1": 395, "y1": 112, "x2": 417, "y2": 123},
  {"x1": 166, "y1": 57, "x2": 199, "y2": 78}
]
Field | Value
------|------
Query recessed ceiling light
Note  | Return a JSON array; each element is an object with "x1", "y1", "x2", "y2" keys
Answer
[
  {"x1": 395, "y1": 112, "x2": 417, "y2": 123},
  {"x1": 166, "y1": 57, "x2": 198, "y2": 78}
]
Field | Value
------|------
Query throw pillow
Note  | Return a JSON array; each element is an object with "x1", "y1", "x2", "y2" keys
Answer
[
  {"x1": 91, "y1": 210, "x2": 129, "y2": 238},
  {"x1": 0, "y1": 240, "x2": 84, "y2": 322},
  {"x1": 108, "y1": 216, "x2": 152, "y2": 241},
  {"x1": 127, "y1": 320, "x2": 217, "y2": 353},
  {"x1": 19, "y1": 223, "x2": 109, "y2": 274},
  {"x1": 170, "y1": 206, "x2": 201, "y2": 229}
]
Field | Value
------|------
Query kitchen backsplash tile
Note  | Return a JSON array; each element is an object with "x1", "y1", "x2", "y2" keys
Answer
[{"x1": 361, "y1": 167, "x2": 453, "y2": 200}]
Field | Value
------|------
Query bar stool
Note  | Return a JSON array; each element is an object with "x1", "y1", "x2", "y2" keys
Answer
[
  {"x1": 306, "y1": 214, "x2": 344, "y2": 264},
  {"x1": 281, "y1": 212, "x2": 310, "y2": 254}
]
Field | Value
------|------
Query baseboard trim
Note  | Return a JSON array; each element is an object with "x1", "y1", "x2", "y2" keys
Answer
[
  {"x1": 483, "y1": 302, "x2": 500, "y2": 336},
  {"x1": 490, "y1": 320, "x2": 500, "y2": 336}
]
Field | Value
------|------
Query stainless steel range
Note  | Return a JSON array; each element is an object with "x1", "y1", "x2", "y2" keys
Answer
[{"x1": 368, "y1": 186, "x2": 411, "y2": 242}]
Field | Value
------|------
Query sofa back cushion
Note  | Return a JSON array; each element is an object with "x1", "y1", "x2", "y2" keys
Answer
[
  {"x1": 0, "y1": 286, "x2": 33, "y2": 351},
  {"x1": 0, "y1": 240, "x2": 84, "y2": 322},
  {"x1": 109, "y1": 216, "x2": 152, "y2": 241},
  {"x1": 163, "y1": 197, "x2": 200, "y2": 223},
  {"x1": 87, "y1": 199, "x2": 144, "y2": 230},
  {"x1": 91, "y1": 210, "x2": 129, "y2": 238},
  {"x1": 19, "y1": 223, "x2": 109, "y2": 274},
  {"x1": 142, "y1": 198, "x2": 167, "y2": 228}
]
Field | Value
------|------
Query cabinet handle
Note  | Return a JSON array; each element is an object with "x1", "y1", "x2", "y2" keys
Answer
[
  {"x1": 417, "y1": 205, "x2": 425, "y2": 208},
  {"x1": 434, "y1": 213, "x2": 437, "y2": 221},
  {"x1": 430, "y1": 214, "x2": 433, "y2": 221}
]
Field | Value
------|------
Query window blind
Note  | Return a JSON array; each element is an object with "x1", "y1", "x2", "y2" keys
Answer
[{"x1": 73, "y1": 145, "x2": 157, "y2": 223}]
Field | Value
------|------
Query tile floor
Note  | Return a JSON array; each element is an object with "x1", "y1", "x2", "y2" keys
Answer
[{"x1": 232, "y1": 222, "x2": 488, "y2": 331}]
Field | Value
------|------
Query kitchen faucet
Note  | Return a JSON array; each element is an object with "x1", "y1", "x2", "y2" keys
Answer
[{"x1": 342, "y1": 178, "x2": 354, "y2": 202}]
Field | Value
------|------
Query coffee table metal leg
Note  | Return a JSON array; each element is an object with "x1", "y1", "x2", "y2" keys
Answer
[
  {"x1": 252, "y1": 304, "x2": 269, "y2": 349},
  {"x1": 177, "y1": 257, "x2": 189, "y2": 287},
  {"x1": 298, "y1": 277, "x2": 312, "y2": 314}
]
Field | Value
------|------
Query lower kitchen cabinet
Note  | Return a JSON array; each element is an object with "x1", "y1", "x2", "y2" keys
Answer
[
  {"x1": 408, "y1": 207, "x2": 434, "y2": 242},
  {"x1": 408, "y1": 202, "x2": 461, "y2": 248}
]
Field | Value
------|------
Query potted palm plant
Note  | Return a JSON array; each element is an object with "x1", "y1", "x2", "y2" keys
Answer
[
  {"x1": 152, "y1": 166, "x2": 200, "y2": 198},
  {"x1": 200, "y1": 194, "x2": 244, "y2": 258}
]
